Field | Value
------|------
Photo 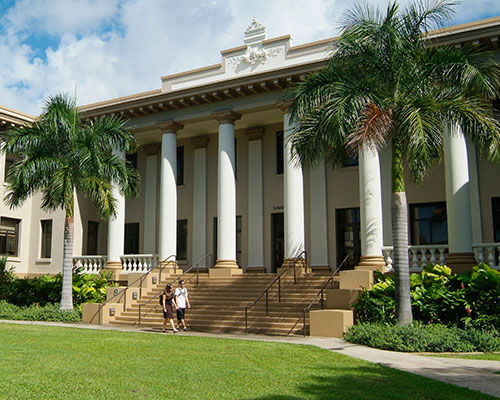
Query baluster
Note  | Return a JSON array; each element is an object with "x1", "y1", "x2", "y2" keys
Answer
[
  {"x1": 420, "y1": 249, "x2": 428, "y2": 270},
  {"x1": 429, "y1": 249, "x2": 436, "y2": 265},
  {"x1": 439, "y1": 249, "x2": 446, "y2": 265},
  {"x1": 411, "y1": 248, "x2": 419, "y2": 269},
  {"x1": 487, "y1": 247, "x2": 495, "y2": 267}
]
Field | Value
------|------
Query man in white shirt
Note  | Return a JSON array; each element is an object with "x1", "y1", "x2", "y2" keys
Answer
[{"x1": 174, "y1": 280, "x2": 191, "y2": 331}]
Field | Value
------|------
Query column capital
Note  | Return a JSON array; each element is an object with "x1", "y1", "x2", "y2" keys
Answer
[
  {"x1": 191, "y1": 135, "x2": 209, "y2": 149},
  {"x1": 142, "y1": 143, "x2": 160, "y2": 156},
  {"x1": 213, "y1": 110, "x2": 241, "y2": 125},
  {"x1": 157, "y1": 120, "x2": 184, "y2": 134},
  {"x1": 277, "y1": 100, "x2": 293, "y2": 112},
  {"x1": 245, "y1": 127, "x2": 264, "y2": 141}
]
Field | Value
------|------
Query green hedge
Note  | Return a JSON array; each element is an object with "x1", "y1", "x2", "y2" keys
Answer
[
  {"x1": 353, "y1": 264, "x2": 500, "y2": 330},
  {"x1": 0, "y1": 301, "x2": 81, "y2": 322},
  {"x1": 344, "y1": 323, "x2": 500, "y2": 352}
]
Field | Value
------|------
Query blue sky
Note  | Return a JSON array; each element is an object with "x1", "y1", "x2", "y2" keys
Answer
[{"x1": 0, "y1": 0, "x2": 498, "y2": 115}]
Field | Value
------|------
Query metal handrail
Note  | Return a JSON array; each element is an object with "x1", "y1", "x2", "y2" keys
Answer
[
  {"x1": 138, "y1": 254, "x2": 212, "y2": 328},
  {"x1": 96, "y1": 254, "x2": 176, "y2": 324},
  {"x1": 244, "y1": 250, "x2": 307, "y2": 334},
  {"x1": 301, "y1": 252, "x2": 352, "y2": 336}
]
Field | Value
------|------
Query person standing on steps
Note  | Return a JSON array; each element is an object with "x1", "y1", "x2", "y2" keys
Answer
[
  {"x1": 175, "y1": 279, "x2": 191, "y2": 331},
  {"x1": 162, "y1": 284, "x2": 179, "y2": 333}
]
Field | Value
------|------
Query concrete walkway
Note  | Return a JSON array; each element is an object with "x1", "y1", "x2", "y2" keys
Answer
[{"x1": 2, "y1": 319, "x2": 500, "y2": 398}]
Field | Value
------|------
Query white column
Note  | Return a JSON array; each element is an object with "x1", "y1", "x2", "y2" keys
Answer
[
  {"x1": 214, "y1": 111, "x2": 241, "y2": 269},
  {"x1": 158, "y1": 121, "x2": 183, "y2": 262},
  {"x1": 283, "y1": 112, "x2": 305, "y2": 261},
  {"x1": 246, "y1": 128, "x2": 264, "y2": 270},
  {"x1": 309, "y1": 160, "x2": 329, "y2": 268},
  {"x1": 192, "y1": 136, "x2": 208, "y2": 267},
  {"x1": 467, "y1": 139, "x2": 482, "y2": 243},
  {"x1": 444, "y1": 122, "x2": 473, "y2": 253},
  {"x1": 107, "y1": 150, "x2": 125, "y2": 268},
  {"x1": 358, "y1": 145, "x2": 384, "y2": 259},
  {"x1": 143, "y1": 144, "x2": 159, "y2": 254}
]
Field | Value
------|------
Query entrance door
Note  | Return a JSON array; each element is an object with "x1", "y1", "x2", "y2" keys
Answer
[
  {"x1": 336, "y1": 208, "x2": 361, "y2": 270},
  {"x1": 271, "y1": 213, "x2": 284, "y2": 272}
]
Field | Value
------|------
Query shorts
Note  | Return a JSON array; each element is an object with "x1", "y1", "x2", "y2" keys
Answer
[
  {"x1": 163, "y1": 305, "x2": 174, "y2": 319},
  {"x1": 176, "y1": 308, "x2": 186, "y2": 321}
]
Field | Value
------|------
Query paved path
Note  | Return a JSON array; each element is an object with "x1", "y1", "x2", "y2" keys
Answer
[{"x1": 2, "y1": 319, "x2": 500, "y2": 398}]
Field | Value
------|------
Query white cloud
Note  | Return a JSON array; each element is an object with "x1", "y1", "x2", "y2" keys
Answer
[{"x1": 0, "y1": 0, "x2": 498, "y2": 115}]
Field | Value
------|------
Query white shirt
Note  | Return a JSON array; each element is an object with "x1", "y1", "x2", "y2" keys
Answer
[{"x1": 174, "y1": 287, "x2": 188, "y2": 308}]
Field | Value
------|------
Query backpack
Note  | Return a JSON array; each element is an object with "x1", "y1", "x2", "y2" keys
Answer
[{"x1": 159, "y1": 292, "x2": 164, "y2": 306}]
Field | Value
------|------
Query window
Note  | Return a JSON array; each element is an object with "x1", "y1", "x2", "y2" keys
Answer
[
  {"x1": 87, "y1": 221, "x2": 99, "y2": 255},
  {"x1": 492, "y1": 198, "x2": 500, "y2": 242},
  {"x1": 4, "y1": 153, "x2": 19, "y2": 181},
  {"x1": 410, "y1": 202, "x2": 448, "y2": 245},
  {"x1": 124, "y1": 223, "x2": 140, "y2": 254},
  {"x1": 40, "y1": 220, "x2": 52, "y2": 258},
  {"x1": 177, "y1": 219, "x2": 188, "y2": 260},
  {"x1": 126, "y1": 153, "x2": 138, "y2": 169},
  {"x1": 276, "y1": 131, "x2": 284, "y2": 175},
  {"x1": 0, "y1": 217, "x2": 20, "y2": 256},
  {"x1": 177, "y1": 146, "x2": 184, "y2": 186}
]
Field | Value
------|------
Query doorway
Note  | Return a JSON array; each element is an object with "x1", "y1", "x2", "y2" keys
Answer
[
  {"x1": 336, "y1": 208, "x2": 361, "y2": 270},
  {"x1": 271, "y1": 212, "x2": 284, "y2": 272}
]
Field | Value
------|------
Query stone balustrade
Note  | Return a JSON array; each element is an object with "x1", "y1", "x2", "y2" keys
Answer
[
  {"x1": 73, "y1": 256, "x2": 107, "y2": 274},
  {"x1": 120, "y1": 254, "x2": 158, "y2": 273},
  {"x1": 383, "y1": 243, "x2": 500, "y2": 271}
]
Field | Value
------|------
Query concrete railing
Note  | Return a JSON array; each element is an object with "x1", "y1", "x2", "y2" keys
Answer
[
  {"x1": 73, "y1": 256, "x2": 107, "y2": 274},
  {"x1": 383, "y1": 243, "x2": 500, "y2": 271},
  {"x1": 120, "y1": 254, "x2": 158, "y2": 273}
]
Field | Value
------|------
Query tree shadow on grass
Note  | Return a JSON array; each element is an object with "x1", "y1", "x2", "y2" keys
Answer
[{"x1": 245, "y1": 365, "x2": 489, "y2": 400}]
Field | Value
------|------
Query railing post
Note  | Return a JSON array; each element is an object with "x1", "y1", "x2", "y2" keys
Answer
[
  {"x1": 278, "y1": 277, "x2": 281, "y2": 303},
  {"x1": 321, "y1": 290, "x2": 324, "y2": 309},
  {"x1": 303, "y1": 309, "x2": 306, "y2": 337},
  {"x1": 245, "y1": 307, "x2": 248, "y2": 334},
  {"x1": 293, "y1": 261, "x2": 296, "y2": 284},
  {"x1": 266, "y1": 290, "x2": 269, "y2": 316},
  {"x1": 138, "y1": 304, "x2": 142, "y2": 328}
]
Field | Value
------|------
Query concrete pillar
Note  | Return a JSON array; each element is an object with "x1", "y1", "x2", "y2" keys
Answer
[
  {"x1": 246, "y1": 127, "x2": 265, "y2": 272},
  {"x1": 158, "y1": 121, "x2": 183, "y2": 266},
  {"x1": 357, "y1": 145, "x2": 385, "y2": 270},
  {"x1": 143, "y1": 144, "x2": 160, "y2": 254},
  {"x1": 106, "y1": 150, "x2": 126, "y2": 276},
  {"x1": 191, "y1": 136, "x2": 209, "y2": 268},
  {"x1": 211, "y1": 111, "x2": 242, "y2": 277},
  {"x1": 283, "y1": 111, "x2": 305, "y2": 267},
  {"x1": 467, "y1": 139, "x2": 482, "y2": 244},
  {"x1": 444, "y1": 121, "x2": 476, "y2": 272},
  {"x1": 309, "y1": 160, "x2": 329, "y2": 270}
]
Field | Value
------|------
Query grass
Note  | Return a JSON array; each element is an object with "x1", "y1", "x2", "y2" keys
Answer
[{"x1": 0, "y1": 323, "x2": 495, "y2": 400}]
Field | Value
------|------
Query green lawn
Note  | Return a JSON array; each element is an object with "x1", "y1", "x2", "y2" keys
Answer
[
  {"x1": 0, "y1": 323, "x2": 495, "y2": 400},
  {"x1": 425, "y1": 353, "x2": 500, "y2": 361}
]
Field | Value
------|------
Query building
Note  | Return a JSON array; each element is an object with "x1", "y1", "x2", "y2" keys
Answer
[{"x1": 1, "y1": 17, "x2": 500, "y2": 278}]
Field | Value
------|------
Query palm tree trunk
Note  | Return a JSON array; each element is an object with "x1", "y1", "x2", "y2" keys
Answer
[
  {"x1": 391, "y1": 141, "x2": 413, "y2": 325},
  {"x1": 60, "y1": 214, "x2": 74, "y2": 310}
]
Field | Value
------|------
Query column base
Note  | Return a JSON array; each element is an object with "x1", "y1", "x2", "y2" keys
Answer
[
  {"x1": 103, "y1": 261, "x2": 123, "y2": 281},
  {"x1": 446, "y1": 252, "x2": 477, "y2": 274},
  {"x1": 210, "y1": 260, "x2": 242, "y2": 278},
  {"x1": 277, "y1": 258, "x2": 309, "y2": 276},
  {"x1": 355, "y1": 255, "x2": 387, "y2": 272}
]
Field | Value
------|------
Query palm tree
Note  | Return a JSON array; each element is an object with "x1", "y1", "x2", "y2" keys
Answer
[
  {"x1": 288, "y1": 0, "x2": 500, "y2": 324},
  {"x1": 1, "y1": 94, "x2": 139, "y2": 310}
]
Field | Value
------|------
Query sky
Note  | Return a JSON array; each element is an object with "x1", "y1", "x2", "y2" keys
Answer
[{"x1": 0, "y1": 0, "x2": 499, "y2": 115}]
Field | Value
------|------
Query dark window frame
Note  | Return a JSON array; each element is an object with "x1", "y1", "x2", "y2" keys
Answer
[
  {"x1": 177, "y1": 146, "x2": 184, "y2": 186},
  {"x1": 124, "y1": 222, "x2": 140, "y2": 254},
  {"x1": 40, "y1": 219, "x2": 52, "y2": 259},
  {"x1": 409, "y1": 202, "x2": 448, "y2": 245},
  {"x1": 177, "y1": 219, "x2": 188, "y2": 260},
  {"x1": 0, "y1": 217, "x2": 20, "y2": 257},
  {"x1": 87, "y1": 221, "x2": 99, "y2": 255},
  {"x1": 276, "y1": 130, "x2": 284, "y2": 175}
]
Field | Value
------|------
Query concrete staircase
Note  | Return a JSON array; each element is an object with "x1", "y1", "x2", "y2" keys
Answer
[{"x1": 109, "y1": 270, "x2": 334, "y2": 335}]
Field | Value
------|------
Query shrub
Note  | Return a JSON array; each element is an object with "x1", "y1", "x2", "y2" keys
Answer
[
  {"x1": 345, "y1": 323, "x2": 500, "y2": 352},
  {"x1": 0, "y1": 301, "x2": 81, "y2": 322},
  {"x1": 353, "y1": 264, "x2": 500, "y2": 330}
]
